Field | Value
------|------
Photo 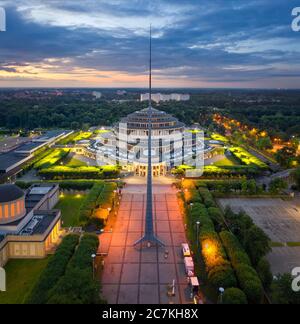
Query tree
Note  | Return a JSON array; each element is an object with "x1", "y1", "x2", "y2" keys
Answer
[
  {"x1": 292, "y1": 168, "x2": 300, "y2": 189},
  {"x1": 245, "y1": 226, "x2": 271, "y2": 266},
  {"x1": 275, "y1": 146, "x2": 297, "y2": 168},
  {"x1": 257, "y1": 137, "x2": 272, "y2": 150},
  {"x1": 272, "y1": 274, "x2": 300, "y2": 304},
  {"x1": 256, "y1": 258, "x2": 273, "y2": 290},
  {"x1": 223, "y1": 288, "x2": 247, "y2": 305},
  {"x1": 269, "y1": 178, "x2": 288, "y2": 194}
]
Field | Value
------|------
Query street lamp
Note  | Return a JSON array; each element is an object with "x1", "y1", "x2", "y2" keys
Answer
[
  {"x1": 196, "y1": 221, "x2": 200, "y2": 248},
  {"x1": 91, "y1": 254, "x2": 96, "y2": 279},
  {"x1": 219, "y1": 287, "x2": 225, "y2": 304}
]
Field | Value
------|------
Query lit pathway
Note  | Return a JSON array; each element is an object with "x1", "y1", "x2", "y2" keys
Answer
[{"x1": 100, "y1": 183, "x2": 192, "y2": 304}]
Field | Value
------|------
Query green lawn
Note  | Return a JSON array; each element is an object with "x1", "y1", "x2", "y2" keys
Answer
[
  {"x1": 55, "y1": 193, "x2": 86, "y2": 227},
  {"x1": 65, "y1": 157, "x2": 87, "y2": 167},
  {"x1": 213, "y1": 156, "x2": 239, "y2": 167},
  {"x1": 0, "y1": 258, "x2": 49, "y2": 304}
]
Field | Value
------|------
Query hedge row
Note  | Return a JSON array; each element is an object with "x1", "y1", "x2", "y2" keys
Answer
[
  {"x1": 79, "y1": 183, "x2": 105, "y2": 225},
  {"x1": 46, "y1": 234, "x2": 100, "y2": 304},
  {"x1": 78, "y1": 182, "x2": 117, "y2": 226},
  {"x1": 26, "y1": 234, "x2": 80, "y2": 304},
  {"x1": 197, "y1": 187, "x2": 216, "y2": 208},
  {"x1": 184, "y1": 183, "x2": 237, "y2": 289},
  {"x1": 199, "y1": 229, "x2": 237, "y2": 289},
  {"x1": 223, "y1": 288, "x2": 247, "y2": 305},
  {"x1": 39, "y1": 165, "x2": 120, "y2": 180},
  {"x1": 220, "y1": 231, "x2": 263, "y2": 303},
  {"x1": 15, "y1": 180, "x2": 105, "y2": 190}
]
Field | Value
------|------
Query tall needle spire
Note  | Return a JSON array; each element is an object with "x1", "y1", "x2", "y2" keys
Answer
[{"x1": 134, "y1": 25, "x2": 165, "y2": 248}]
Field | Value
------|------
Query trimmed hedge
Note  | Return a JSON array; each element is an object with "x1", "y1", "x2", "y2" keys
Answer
[
  {"x1": 220, "y1": 231, "x2": 251, "y2": 268},
  {"x1": 47, "y1": 234, "x2": 100, "y2": 304},
  {"x1": 220, "y1": 231, "x2": 263, "y2": 303},
  {"x1": 79, "y1": 183, "x2": 105, "y2": 225},
  {"x1": 198, "y1": 187, "x2": 216, "y2": 208},
  {"x1": 26, "y1": 234, "x2": 80, "y2": 304},
  {"x1": 207, "y1": 207, "x2": 224, "y2": 227},
  {"x1": 79, "y1": 182, "x2": 117, "y2": 226},
  {"x1": 208, "y1": 264, "x2": 237, "y2": 289},
  {"x1": 39, "y1": 165, "x2": 120, "y2": 180},
  {"x1": 235, "y1": 264, "x2": 263, "y2": 304},
  {"x1": 223, "y1": 288, "x2": 247, "y2": 305}
]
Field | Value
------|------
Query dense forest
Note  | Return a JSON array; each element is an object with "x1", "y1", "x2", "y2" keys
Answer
[{"x1": 0, "y1": 89, "x2": 299, "y2": 135}]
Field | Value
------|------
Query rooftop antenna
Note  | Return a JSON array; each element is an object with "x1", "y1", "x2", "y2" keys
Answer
[{"x1": 134, "y1": 25, "x2": 165, "y2": 248}]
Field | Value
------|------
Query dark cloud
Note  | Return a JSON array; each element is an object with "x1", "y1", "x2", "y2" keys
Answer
[{"x1": 0, "y1": 0, "x2": 299, "y2": 87}]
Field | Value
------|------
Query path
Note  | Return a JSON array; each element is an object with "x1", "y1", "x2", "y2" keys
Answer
[{"x1": 99, "y1": 181, "x2": 192, "y2": 304}]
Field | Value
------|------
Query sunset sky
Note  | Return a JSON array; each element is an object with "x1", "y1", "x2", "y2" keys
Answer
[{"x1": 0, "y1": 0, "x2": 299, "y2": 88}]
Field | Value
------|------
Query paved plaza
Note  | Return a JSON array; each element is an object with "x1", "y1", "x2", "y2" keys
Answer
[
  {"x1": 218, "y1": 198, "x2": 300, "y2": 274},
  {"x1": 100, "y1": 183, "x2": 192, "y2": 304}
]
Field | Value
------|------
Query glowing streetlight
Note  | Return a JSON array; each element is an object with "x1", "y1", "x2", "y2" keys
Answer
[
  {"x1": 91, "y1": 254, "x2": 96, "y2": 279},
  {"x1": 196, "y1": 221, "x2": 201, "y2": 248},
  {"x1": 219, "y1": 287, "x2": 225, "y2": 304}
]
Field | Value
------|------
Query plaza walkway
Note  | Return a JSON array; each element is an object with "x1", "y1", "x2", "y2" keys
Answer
[{"x1": 99, "y1": 182, "x2": 192, "y2": 304}]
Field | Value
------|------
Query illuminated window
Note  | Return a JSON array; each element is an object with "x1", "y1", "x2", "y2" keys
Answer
[
  {"x1": 0, "y1": 205, "x2": 2, "y2": 219},
  {"x1": 17, "y1": 201, "x2": 21, "y2": 214},
  {"x1": 10, "y1": 203, "x2": 15, "y2": 217},
  {"x1": 4, "y1": 204, "x2": 9, "y2": 218}
]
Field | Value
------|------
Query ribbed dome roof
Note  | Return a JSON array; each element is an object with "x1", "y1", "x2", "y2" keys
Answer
[
  {"x1": 120, "y1": 107, "x2": 185, "y2": 130},
  {"x1": 0, "y1": 184, "x2": 24, "y2": 203}
]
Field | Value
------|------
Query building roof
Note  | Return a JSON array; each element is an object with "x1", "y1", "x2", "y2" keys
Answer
[
  {"x1": 0, "y1": 184, "x2": 25, "y2": 203},
  {"x1": 120, "y1": 107, "x2": 185, "y2": 130}
]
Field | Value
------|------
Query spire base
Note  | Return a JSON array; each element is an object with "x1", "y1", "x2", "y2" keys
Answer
[{"x1": 134, "y1": 233, "x2": 165, "y2": 248}]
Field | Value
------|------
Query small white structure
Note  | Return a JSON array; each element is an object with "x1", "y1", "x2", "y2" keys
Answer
[
  {"x1": 141, "y1": 93, "x2": 190, "y2": 103},
  {"x1": 182, "y1": 243, "x2": 191, "y2": 257},
  {"x1": 92, "y1": 91, "x2": 102, "y2": 99},
  {"x1": 184, "y1": 257, "x2": 195, "y2": 277}
]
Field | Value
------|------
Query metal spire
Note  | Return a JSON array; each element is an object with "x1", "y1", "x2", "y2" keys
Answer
[{"x1": 134, "y1": 25, "x2": 165, "y2": 248}]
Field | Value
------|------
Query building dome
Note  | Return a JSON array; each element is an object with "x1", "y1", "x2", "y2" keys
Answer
[
  {"x1": 0, "y1": 184, "x2": 26, "y2": 224},
  {"x1": 120, "y1": 107, "x2": 185, "y2": 130}
]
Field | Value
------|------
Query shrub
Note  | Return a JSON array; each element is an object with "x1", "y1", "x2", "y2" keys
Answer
[
  {"x1": 208, "y1": 264, "x2": 237, "y2": 288},
  {"x1": 185, "y1": 188, "x2": 202, "y2": 205},
  {"x1": 244, "y1": 225, "x2": 271, "y2": 266},
  {"x1": 200, "y1": 232, "x2": 230, "y2": 273},
  {"x1": 220, "y1": 231, "x2": 251, "y2": 268},
  {"x1": 271, "y1": 274, "x2": 300, "y2": 304},
  {"x1": 39, "y1": 165, "x2": 120, "y2": 180},
  {"x1": 47, "y1": 234, "x2": 100, "y2": 304},
  {"x1": 256, "y1": 258, "x2": 273, "y2": 290},
  {"x1": 207, "y1": 207, "x2": 224, "y2": 227},
  {"x1": 223, "y1": 288, "x2": 247, "y2": 305},
  {"x1": 235, "y1": 264, "x2": 263, "y2": 304},
  {"x1": 198, "y1": 187, "x2": 216, "y2": 208},
  {"x1": 26, "y1": 234, "x2": 80, "y2": 304}
]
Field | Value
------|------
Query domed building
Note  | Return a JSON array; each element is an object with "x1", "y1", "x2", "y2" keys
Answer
[
  {"x1": 0, "y1": 184, "x2": 26, "y2": 224},
  {"x1": 87, "y1": 107, "x2": 203, "y2": 177},
  {"x1": 0, "y1": 183, "x2": 61, "y2": 267}
]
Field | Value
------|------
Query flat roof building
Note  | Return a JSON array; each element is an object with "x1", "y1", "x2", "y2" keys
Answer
[{"x1": 0, "y1": 183, "x2": 61, "y2": 267}]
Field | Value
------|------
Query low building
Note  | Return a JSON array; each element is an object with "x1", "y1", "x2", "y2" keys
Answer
[
  {"x1": 0, "y1": 130, "x2": 73, "y2": 183},
  {"x1": 141, "y1": 93, "x2": 190, "y2": 103},
  {"x1": 0, "y1": 183, "x2": 61, "y2": 267}
]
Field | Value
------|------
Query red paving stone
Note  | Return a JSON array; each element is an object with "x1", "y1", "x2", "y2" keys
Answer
[{"x1": 100, "y1": 184, "x2": 191, "y2": 304}]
